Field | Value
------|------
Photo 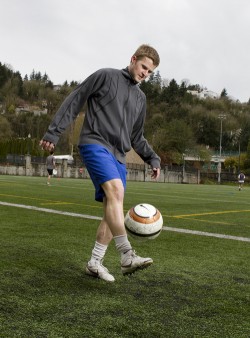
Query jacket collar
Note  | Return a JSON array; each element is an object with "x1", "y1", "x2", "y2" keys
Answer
[{"x1": 121, "y1": 67, "x2": 138, "y2": 85}]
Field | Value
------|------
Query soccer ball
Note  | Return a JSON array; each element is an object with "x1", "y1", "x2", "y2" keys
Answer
[{"x1": 124, "y1": 203, "x2": 163, "y2": 240}]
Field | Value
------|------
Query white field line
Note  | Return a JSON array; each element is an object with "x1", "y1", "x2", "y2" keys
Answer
[
  {"x1": 1, "y1": 201, "x2": 250, "y2": 243},
  {"x1": 0, "y1": 201, "x2": 102, "y2": 220},
  {"x1": 162, "y1": 226, "x2": 250, "y2": 242}
]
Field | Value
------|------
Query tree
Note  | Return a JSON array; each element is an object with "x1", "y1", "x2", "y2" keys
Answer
[
  {"x1": 224, "y1": 157, "x2": 238, "y2": 173},
  {"x1": 23, "y1": 80, "x2": 40, "y2": 102},
  {"x1": 42, "y1": 72, "x2": 49, "y2": 84},
  {"x1": 179, "y1": 81, "x2": 187, "y2": 98},
  {"x1": 188, "y1": 107, "x2": 218, "y2": 148},
  {"x1": 140, "y1": 71, "x2": 162, "y2": 103},
  {"x1": 220, "y1": 88, "x2": 228, "y2": 98},
  {"x1": 160, "y1": 79, "x2": 179, "y2": 104},
  {"x1": 152, "y1": 70, "x2": 162, "y2": 86},
  {"x1": 0, "y1": 115, "x2": 13, "y2": 141},
  {"x1": 243, "y1": 139, "x2": 250, "y2": 171},
  {"x1": 153, "y1": 119, "x2": 195, "y2": 164}
]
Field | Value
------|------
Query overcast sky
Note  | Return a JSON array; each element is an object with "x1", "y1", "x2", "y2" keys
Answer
[{"x1": 1, "y1": 0, "x2": 249, "y2": 102}]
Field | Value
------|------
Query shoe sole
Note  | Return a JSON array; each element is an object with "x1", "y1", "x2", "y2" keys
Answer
[
  {"x1": 122, "y1": 260, "x2": 153, "y2": 276},
  {"x1": 85, "y1": 266, "x2": 115, "y2": 282}
]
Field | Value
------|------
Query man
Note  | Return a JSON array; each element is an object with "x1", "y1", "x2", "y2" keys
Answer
[
  {"x1": 45, "y1": 150, "x2": 55, "y2": 185},
  {"x1": 40, "y1": 44, "x2": 161, "y2": 282},
  {"x1": 238, "y1": 172, "x2": 245, "y2": 191}
]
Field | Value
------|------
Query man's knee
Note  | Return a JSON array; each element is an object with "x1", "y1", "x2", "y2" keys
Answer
[{"x1": 102, "y1": 179, "x2": 124, "y2": 201}]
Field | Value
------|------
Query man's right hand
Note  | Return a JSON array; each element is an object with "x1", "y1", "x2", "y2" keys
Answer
[{"x1": 39, "y1": 140, "x2": 55, "y2": 151}]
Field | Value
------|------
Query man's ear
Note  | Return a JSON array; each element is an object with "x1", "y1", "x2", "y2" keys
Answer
[{"x1": 130, "y1": 55, "x2": 137, "y2": 64}]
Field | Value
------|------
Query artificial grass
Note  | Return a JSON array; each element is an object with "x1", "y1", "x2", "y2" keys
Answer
[{"x1": 0, "y1": 176, "x2": 249, "y2": 337}]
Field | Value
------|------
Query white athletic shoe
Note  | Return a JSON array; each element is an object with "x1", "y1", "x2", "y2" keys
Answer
[
  {"x1": 85, "y1": 259, "x2": 115, "y2": 282},
  {"x1": 121, "y1": 250, "x2": 153, "y2": 275}
]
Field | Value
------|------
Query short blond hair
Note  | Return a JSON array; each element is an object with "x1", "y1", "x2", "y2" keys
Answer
[{"x1": 133, "y1": 44, "x2": 160, "y2": 67}]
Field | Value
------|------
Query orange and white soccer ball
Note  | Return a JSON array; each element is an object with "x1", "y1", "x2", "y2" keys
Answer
[{"x1": 124, "y1": 203, "x2": 163, "y2": 240}]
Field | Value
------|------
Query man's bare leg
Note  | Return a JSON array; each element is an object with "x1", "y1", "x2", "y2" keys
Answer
[{"x1": 86, "y1": 178, "x2": 152, "y2": 281}]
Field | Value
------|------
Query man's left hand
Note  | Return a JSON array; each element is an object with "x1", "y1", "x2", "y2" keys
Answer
[{"x1": 151, "y1": 168, "x2": 160, "y2": 180}]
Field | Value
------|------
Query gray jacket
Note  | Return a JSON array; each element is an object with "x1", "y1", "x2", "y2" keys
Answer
[{"x1": 42, "y1": 67, "x2": 161, "y2": 168}]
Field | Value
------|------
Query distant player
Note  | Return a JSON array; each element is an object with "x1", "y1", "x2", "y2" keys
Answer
[
  {"x1": 238, "y1": 172, "x2": 245, "y2": 191},
  {"x1": 46, "y1": 151, "x2": 56, "y2": 185}
]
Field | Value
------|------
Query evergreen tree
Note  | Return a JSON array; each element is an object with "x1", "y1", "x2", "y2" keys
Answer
[{"x1": 220, "y1": 88, "x2": 228, "y2": 98}]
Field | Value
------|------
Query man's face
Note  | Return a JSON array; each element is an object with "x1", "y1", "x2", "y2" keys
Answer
[{"x1": 128, "y1": 56, "x2": 156, "y2": 83}]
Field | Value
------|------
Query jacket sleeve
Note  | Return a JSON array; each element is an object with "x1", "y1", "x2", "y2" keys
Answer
[
  {"x1": 42, "y1": 69, "x2": 106, "y2": 145},
  {"x1": 131, "y1": 101, "x2": 161, "y2": 169}
]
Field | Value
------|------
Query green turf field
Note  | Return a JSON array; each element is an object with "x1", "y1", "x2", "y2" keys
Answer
[{"x1": 0, "y1": 175, "x2": 249, "y2": 337}]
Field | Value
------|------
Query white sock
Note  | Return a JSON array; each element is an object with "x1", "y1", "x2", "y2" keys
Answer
[
  {"x1": 90, "y1": 241, "x2": 108, "y2": 262},
  {"x1": 114, "y1": 235, "x2": 132, "y2": 254}
]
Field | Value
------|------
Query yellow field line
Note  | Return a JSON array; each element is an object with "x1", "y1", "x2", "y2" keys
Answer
[
  {"x1": 1, "y1": 193, "x2": 250, "y2": 220},
  {"x1": 173, "y1": 210, "x2": 250, "y2": 218},
  {"x1": 164, "y1": 215, "x2": 233, "y2": 225},
  {"x1": 0, "y1": 193, "x2": 102, "y2": 209}
]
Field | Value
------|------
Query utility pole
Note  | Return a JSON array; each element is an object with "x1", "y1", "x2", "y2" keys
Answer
[{"x1": 218, "y1": 114, "x2": 226, "y2": 184}]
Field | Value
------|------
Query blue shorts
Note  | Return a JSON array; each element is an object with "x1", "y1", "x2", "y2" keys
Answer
[{"x1": 79, "y1": 144, "x2": 127, "y2": 202}]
